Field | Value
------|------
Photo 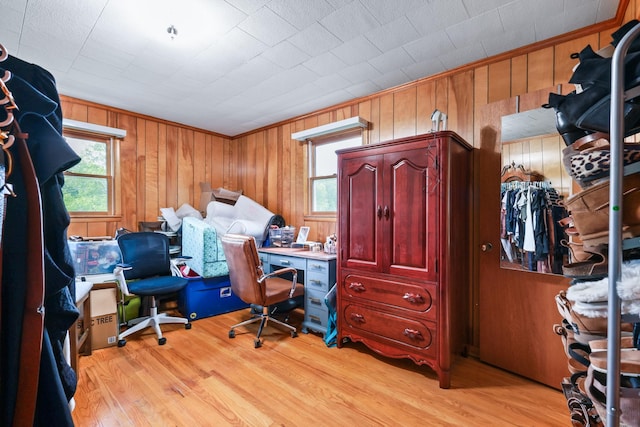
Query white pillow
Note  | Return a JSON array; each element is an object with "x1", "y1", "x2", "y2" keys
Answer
[
  {"x1": 206, "y1": 201, "x2": 236, "y2": 219},
  {"x1": 175, "y1": 203, "x2": 203, "y2": 220}
]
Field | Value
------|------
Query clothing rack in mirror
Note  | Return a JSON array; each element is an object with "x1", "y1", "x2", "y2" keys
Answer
[
  {"x1": 500, "y1": 180, "x2": 552, "y2": 191},
  {"x1": 500, "y1": 161, "x2": 544, "y2": 183}
]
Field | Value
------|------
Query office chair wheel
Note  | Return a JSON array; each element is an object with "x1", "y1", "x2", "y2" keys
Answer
[
  {"x1": 229, "y1": 329, "x2": 236, "y2": 339},
  {"x1": 185, "y1": 323, "x2": 192, "y2": 330},
  {"x1": 118, "y1": 339, "x2": 127, "y2": 347},
  {"x1": 158, "y1": 337, "x2": 167, "y2": 345},
  {"x1": 291, "y1": 331, "x2": 298, "y2": 338},
  {"x1": 254, "y1": 338, "x2": 262, "y2": 348}
]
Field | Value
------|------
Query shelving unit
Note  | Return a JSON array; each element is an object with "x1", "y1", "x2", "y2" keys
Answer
[{"x1": 606, "y1": 20, "x2": 640, "y2": 427}]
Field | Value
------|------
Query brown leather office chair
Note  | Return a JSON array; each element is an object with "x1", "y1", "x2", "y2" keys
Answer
[{"x1": 220, "y1": 233, "x2": 304, "y2": 348}]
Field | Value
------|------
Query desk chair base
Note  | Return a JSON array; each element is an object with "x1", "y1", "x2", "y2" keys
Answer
[
  {"x1": 118, "y1": 302, "x2": 191, "y2": 347},
  {"x1": 229, "y1": 306, "x2": 297, "y2": 348}
]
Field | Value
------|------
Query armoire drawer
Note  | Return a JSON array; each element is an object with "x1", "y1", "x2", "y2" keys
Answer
[
  {"x1": 342, "y1": 274, "x2": 436, "y2": 317},
  {"x1": 343, "y1": 303, "x2": 436, "y2": 353}
]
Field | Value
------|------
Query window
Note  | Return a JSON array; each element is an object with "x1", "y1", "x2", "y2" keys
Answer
[
  {"x1": 62, "y1": 129, "x2": 118, "y2": 215},
  {"x1": 308, "y1": 130, "x2": 362, "y2": 215}
]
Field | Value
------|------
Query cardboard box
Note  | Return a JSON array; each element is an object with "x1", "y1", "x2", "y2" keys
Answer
[
  {"x1": 198, "y1": 183, "x2": 243, "y2": 214},
  {"x1": 199, "y1": 182, "x2": 215, "y2": 214},
  {"x1": 90, "y1": 287, "x2": 118, "y2": 349},
  {"x1": 178, "y1": 275, "x2": 248, "y2": 320}
]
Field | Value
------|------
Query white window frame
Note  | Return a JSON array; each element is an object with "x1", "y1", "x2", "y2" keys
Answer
[
  {"x1": 62, "y1": 120, "x2": 125, "y2": 217},
  {"x1": 307, "y1": 128, "x2": 364, "y2": 217}
]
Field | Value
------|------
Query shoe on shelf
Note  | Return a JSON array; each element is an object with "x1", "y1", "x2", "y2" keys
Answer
[
  {"x1": 562, "y1": 254, "x2": 608, "y2": 280},
  {"x1": 544, "y1": 87, "x2": 640, "y2": 142},
  {"x1": 544, "y1": 93, "x2": 602, "y2": 146},
  {"x1": 562, "y1": 141, "x2": 640, "y2": 188},
  {"x1": 565, "y1": 172, "x2": 640, "y2": 245}
]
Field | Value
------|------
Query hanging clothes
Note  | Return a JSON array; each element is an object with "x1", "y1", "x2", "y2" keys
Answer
[
  {"x1": 500, "y1": 181, "x2": 569, "y2": 274},
  {"x1": 522, "y1": 186, "x2": 536, "y2": 253},
  {"x1": 0, "y1": 48, "x2": 80, "y2": 427}
]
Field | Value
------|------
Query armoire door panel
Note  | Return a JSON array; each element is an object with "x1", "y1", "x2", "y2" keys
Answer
[
  {"x1": 339, "y1": 155, "x2": 383, "y2": 271},
  {"x1": 385, "y1": 148, "x2": 438, "y2": 281}
]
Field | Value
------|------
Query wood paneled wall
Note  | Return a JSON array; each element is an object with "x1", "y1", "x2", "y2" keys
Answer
[
  {"x1": 64, "y1": 3, "x2": 636, "y2": 244},
  {"x1": 62, "y1": 99, "x2": 232, "y2": 238}
]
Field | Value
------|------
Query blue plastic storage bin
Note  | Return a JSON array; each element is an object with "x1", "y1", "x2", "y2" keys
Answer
[{"x1": 178, "y1": 275, "x2": 248, "y2": 320}]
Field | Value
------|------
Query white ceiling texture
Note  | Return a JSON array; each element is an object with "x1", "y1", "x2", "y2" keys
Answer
[{"x1": 0, "y1": 0, "x2": 622, "y2": 136}]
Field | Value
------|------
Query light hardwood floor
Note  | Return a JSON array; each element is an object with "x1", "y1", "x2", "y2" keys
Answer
[{"x1": 71, "y1": 309, "x2": 569, "y2": 426}]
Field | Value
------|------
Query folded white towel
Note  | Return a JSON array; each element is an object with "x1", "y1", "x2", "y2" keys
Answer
[
  {"x1": 571, "y1": 299, "x2": 640, "y2": 317},
  {"x1": 566, "y1": 259, "x2": 640, "y2": 303}
]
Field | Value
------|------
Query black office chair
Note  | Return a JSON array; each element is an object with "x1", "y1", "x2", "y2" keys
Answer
[{"x1": 114, "y1": 232, "x2": 191, "y2": 346}]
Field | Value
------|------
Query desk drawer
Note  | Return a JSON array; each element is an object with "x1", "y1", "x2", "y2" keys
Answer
[
  {"x1": 305, "y1": 288, "x2": 327, "y2": 312},
  {"x1": 258, "y1": 252, "x2": 269, "y2": 266},
  {"x1": 306, "y1": 271, "x2": 330, "y2": 292},
  {"x1": 304, "y1": 288, "x2": 328, "y2": 332},
  {"x1": 306, "y1": 261, "x2": 335, "y2": 292},
  {"x1": 268, "y1": 253, "x2": 306, "y2": 271},
  {"x1": 307, "y1": 259, "x2": 333, "y2": 276},
  {"x1": 305, "y1": 305, "x2": 328, "y2": 331}
]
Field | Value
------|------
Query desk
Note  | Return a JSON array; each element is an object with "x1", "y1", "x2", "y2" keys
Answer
[
  {"x1": 258, "y1": 247, "x2": 336, "y2": 337},
  {"x1": 69, "y1": 280, "x2": 94, "y2": 372}
]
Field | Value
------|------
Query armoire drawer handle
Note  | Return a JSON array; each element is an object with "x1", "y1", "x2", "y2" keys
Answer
[
  {"x1": 402, "y1": 293, "x2": 424, "y2": 304},
  {"x1": 403, "y1": 328, "x2": 423, "y2": 340},
  {"x1": 309, "y1": 279, "x2": 323, "y2": 286},
  {"x1": 350, "y1": 313, "x2": 365, "y2": 323},
  {"x1": 309, "y1": 297, "x2": 322, "y2": 306},
  {"x1": 348, "y1": 282, "x2": 366, "y2": 292}
]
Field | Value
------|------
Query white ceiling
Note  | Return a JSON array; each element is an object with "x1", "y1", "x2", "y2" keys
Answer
[{"x1": 0, "y1": 0, "x2": 621, "y2": 136}]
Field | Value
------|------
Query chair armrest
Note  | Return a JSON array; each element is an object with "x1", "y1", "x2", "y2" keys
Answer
[
  {"x1": 113, "y1": 264, "x2": 133, "y2": 296},
  {"x1": 259, "y1": 267, "x2": 299, "y2": 298}
]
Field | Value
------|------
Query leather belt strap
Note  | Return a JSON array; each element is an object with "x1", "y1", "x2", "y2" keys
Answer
[{"x1": 11, "y1": 122, "x2": 45, "y2": 427}]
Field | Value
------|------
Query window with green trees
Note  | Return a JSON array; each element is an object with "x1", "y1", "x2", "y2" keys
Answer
[
  {"x1": 62, "y1": 131, "x2": 116, "y2": 214},
  {"x1": 309, "y1": 130, "x2": 362, "y2": 215}
]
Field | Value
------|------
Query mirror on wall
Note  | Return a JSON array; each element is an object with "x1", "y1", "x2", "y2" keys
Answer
[{"x1": 500, "y1": 109, "x2": 572, "y2": 275}]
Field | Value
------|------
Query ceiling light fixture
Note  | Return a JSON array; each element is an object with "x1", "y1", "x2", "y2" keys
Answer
[{"x1": 167, "y1": 25, "x2": 178, "y2": 40}]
